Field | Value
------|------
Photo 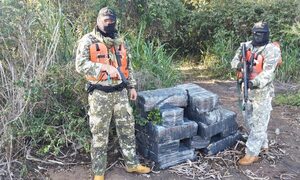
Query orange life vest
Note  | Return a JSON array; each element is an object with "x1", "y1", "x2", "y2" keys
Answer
[
  {"x1": 86, "y1": 43, "x2": 129, "y2": 81},
  {"x1": 237, "y1": 41, "x2": 282, "y2": 80},
  {"x1": 247, "y1": 50, "x2": 264, "y2": 80}
]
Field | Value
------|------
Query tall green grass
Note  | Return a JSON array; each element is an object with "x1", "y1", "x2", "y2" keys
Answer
[
  {"x1": 128, "y1": 25, "x2": 182, "y2": 91},
  {"x1": 276, "y1": 22, "x2": 300, "y2": 82},
  {"x1": 202, "y1": 30, "x2": 239, "y2": 79}
]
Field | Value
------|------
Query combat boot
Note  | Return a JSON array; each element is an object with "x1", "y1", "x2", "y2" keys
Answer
[
  {"x1": 238, "y1": 155, "x2": 259, "y2": 165},
  {"x1": 126, "y1": 164, "x2": 151, "y2": 174},
  {"x1": 94, "y1": 175, "x2": 104, "y2": 180}
]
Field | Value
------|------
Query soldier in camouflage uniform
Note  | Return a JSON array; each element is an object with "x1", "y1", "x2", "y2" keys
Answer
[
  {"x1": 231, "y1": 22, "x2": 281, "y2": 165},
  {"x1": 75, "y1": 7, "x2": 150, "y2": 180}
]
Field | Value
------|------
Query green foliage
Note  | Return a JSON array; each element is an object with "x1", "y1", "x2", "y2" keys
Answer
[
  {"x1": 184, "y1": 0, "x2": 210, "y2": 9},
  {"x1": 13, "y1": 64, "x2": 91, "y2": 155},
  {"x1": 127, "y1": 25, "x2": 182, "y2": 91},
  {"x1": 191, "y1": 0, "x2": 298, "y2": 42},
  {"x1": 274, "y1": 91, "x2": 300, "y2": 106},
  {"x1": 202, "y1": 30, "x2": 239, "y2": 79},
  {"x1": 138, "y1": 1, "x2": 188, "y2": 41},
  {"x1": 1, "y1": 0, "x2": 90, "y2": 159},
  {"x1": 147, "y1": 108, "x2": 162, "y2": 125},
  {"x1": 20, "y1": 0, "x2": 298, "y2": 83},
  {"x1": 135, "y1": 116, "x2": 149, "y2": 126},
  {"x1": 135, "y1": 108, "x2": 162, "y2": 126},
  {"x1": 276, "y1": 22, "x2": 300, "y2": 82}
]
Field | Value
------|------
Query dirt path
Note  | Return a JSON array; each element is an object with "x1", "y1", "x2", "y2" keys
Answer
[{"x1": 46, "y1": 79, "x2": 300, "y2": 180}]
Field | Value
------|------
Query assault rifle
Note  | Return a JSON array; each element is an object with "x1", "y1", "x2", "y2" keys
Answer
[
  {"x1": 113, "y1": 46, "x2": 128, "y2": 86},
  {"x1": 238, "y1": 43, "x2": 255, "y2": 111}
]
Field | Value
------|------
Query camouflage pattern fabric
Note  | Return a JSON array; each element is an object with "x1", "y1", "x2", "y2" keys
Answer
[
  {"x1": 88, "y1": 89, "x2": 139, "y2": 175},
  {"x1": 231, "y1": 41, "x2": 281, "y2": 156},
  {"x1": 75, "y1": 28, "x2": 138, "y2": 175}
]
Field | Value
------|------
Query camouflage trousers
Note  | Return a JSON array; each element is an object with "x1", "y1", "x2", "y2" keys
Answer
[
  {"x1": 88, "y1": 88, "x2": 139, "y2": 175},
  {"x1": 243, "y1": 94, "x2": 273, "y2": 156}
]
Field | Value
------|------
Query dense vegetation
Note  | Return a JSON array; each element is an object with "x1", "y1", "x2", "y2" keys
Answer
[{"x1": 0, "y1": 0, "x2": 299, "y2": 178}]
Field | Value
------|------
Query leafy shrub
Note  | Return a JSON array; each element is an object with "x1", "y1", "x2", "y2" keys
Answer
[
  {"x1": 202, "y1": 30, "x2": 239, "y2": 79},
  {"x1": 146, "y1": 108, "x2": 162, "y2": 125},
  {"x1": 13, "y1": 64, "x2": 90, "y2": 155},
  {"x1": 135, "y1": 108, "x2": 162, "y2": 126}
]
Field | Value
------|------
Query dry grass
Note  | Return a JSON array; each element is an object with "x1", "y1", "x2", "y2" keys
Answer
[
  {"x1": 168, "y1": 140, "x2": 290, "y2": 179},
  {"x1": 0, "y1": 19, "x2": 61, "y2": 179}
]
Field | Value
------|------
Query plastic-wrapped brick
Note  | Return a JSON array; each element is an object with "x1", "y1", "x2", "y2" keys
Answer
[
  {"x1": 150, "y1": 147, "x2": 195, "y2": 169},
  {"x1": 137, "y1": 87, "x2": 188, "y2": 113},
  {"x1": 190, "y1": 135, "x2": 210, "y2": 149},
  {"x1": 176, "y1": 83, "x2": 219, "y2": 114},
  {"x1": 137, "y1": 119, "x2": 197, "y2": 144},
  {"x1": 187, "y1": 107, "x2": 223, "y2": 125},
  {"x1": 203, "y1": 131, "x2": 242, "y2": 155},
  {"x1": 197, "y1": 108, "x2": 238, "y2": 140},
  {"x1": 160, "y1": 105, "x2": 184, "y2": 126}
]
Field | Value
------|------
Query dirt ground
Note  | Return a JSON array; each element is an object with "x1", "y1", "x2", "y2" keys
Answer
[{"x1": 46, "y1": 73, "x2": 300, "y2": 179}]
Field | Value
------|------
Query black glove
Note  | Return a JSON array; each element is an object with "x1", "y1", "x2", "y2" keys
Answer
[
  {"x1": 237, "y1": 62, "x2": 243, "y2": 71},
  {"x1": 248, "y1": 81, "x2": 254, "y2": 90}
]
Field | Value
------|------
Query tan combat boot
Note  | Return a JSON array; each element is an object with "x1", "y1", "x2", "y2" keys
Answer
[
  {"x1": 94, "y1": 175, "x2": 104, "y2": 180},
  {"x1": 238, "y1": 155, "x2": 259, "y2": 165},
  {"x1": 126, "y1": 164, "x2": 151, "y2": 174}
]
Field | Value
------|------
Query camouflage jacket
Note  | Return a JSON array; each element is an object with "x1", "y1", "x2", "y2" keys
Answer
[
  {"x1": 75, "y1": 28, "x2": 136, "y2": 88},
  {"x1": 231, "y1": 41, "x2": 281, "y2": 99}
]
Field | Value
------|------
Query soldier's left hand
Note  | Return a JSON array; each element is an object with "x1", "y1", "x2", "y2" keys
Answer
[
  {"x1": 237, "y1": 62, "x2": 243, "y2": 71},
  {"x1": 129, "y1": 88, "x2": 137, "y2": 101}
]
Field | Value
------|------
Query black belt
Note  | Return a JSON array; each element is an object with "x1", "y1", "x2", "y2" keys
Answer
[{"x1": 86, "y1": 82, "x2": 127, "y2": 94}]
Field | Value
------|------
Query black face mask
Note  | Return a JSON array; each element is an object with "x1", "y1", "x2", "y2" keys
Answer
[
  {"x1": 98, "y1": 23, "x2": 116, "y2": 38},
  {"x1": 252, "y1": 31, "x2": 269, "y2": 46},
  {"x1": 103, "y1": 23, "x2": 116, "y2": 34}
]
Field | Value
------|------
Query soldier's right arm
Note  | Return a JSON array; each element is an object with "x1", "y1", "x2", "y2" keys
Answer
[{"x1": 75, "y1": 35, "x2": 103, "y2": 78}]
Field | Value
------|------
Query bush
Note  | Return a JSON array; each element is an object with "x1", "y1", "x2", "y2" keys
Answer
[
  {"x1": 13, "y1": 64, "x2": 90, "y2": 156},
  {"x1": 276, "y1": 22, "x2": 300, "y2": 82},
  {"x1": 201, "y1": 30, "x2": 239, "y2": 79},
  {"x1": 0, "y1": 0, "x2": 83, "y2": 177},
  {"x1": 127, "y1": 25, "x2": 182, "y2": 91}
]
